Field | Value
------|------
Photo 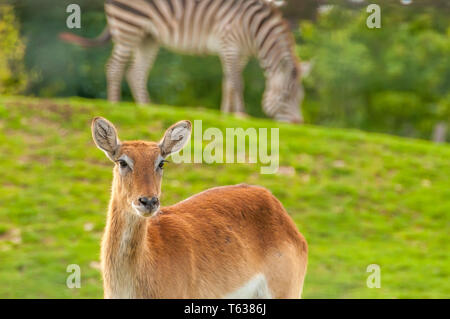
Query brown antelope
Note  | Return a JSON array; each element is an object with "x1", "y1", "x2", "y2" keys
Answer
[{"x1": 92, "y1": 117, "x2": 308, "y2": 298}]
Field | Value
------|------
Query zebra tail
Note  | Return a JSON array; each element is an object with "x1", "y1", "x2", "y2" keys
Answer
[{"x1": 59, "y1": 26, "x2": 111, "y2": 48}]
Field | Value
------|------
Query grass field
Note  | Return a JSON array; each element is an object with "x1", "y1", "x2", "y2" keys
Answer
[{"x1": 0, "y1": 96, "x2": 449, "y2": 298}]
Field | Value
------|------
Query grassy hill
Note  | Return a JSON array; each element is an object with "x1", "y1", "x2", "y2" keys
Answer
[{"x1": 0, "y1": 96, "x2": 449, "y2": 298}]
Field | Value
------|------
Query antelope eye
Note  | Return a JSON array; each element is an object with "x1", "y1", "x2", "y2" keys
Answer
[
  {"x1": 118, "y1": 160, "x2": 128, "y2": 168},
  {"x1": 158, "y1": 160, "x2": 166, "y2": 169}
]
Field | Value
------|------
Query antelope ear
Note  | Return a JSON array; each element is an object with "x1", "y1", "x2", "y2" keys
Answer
[
  {"x1": 159, "y1": 120, "x2": 192, "y2": 157},
  {"x1": 91, "y1": 117, "x2": 121, "y2": 161}
]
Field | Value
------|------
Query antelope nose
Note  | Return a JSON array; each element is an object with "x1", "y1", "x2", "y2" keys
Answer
[{"x1": 139, "y1": 196, "x2": 159, "y2": 208}]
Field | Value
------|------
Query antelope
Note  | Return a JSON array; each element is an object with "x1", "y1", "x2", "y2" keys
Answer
[{"x1": 92, "y1": 117, "x2": 308, "y2": 298}]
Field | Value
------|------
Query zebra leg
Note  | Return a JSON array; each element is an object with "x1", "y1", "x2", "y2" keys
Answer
[
  {"x1": 126, "y1": 38, "x2": 159, "y2": 105},
  {"x1": 221, "y1": 76, "x2": 233, "y2": 113},
  {"x1": 106, "y1": 44, "x2": 132, "y2": 103},
  {"x1": 220, "y1": 53, "x2": 246, "y2": 114},
  {"x1": 233, "y1": 56, "x2": 249, "y2": 114}
]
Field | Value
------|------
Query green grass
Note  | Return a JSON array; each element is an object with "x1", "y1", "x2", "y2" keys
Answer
[{"x1": 0, "y1": 96, "x2": 449, "y2": 299}]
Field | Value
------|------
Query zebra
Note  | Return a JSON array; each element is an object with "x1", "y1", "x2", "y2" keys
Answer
[{"x1": 60, "y1": 0, "x2": 307, "y2": 123}]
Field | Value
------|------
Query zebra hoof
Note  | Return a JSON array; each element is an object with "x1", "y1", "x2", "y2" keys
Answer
[{"x1": 291, "y1": 118, "x2": 304, "y2": 125}]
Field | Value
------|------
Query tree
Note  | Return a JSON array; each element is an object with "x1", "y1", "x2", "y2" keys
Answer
[{"x1": 298, "y1": 3, "x2": 450, "y2": 141}]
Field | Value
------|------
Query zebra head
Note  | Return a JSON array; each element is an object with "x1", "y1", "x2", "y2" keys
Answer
[{"x1": 263, "y1": 57, "x2": 305, "y2": 124}]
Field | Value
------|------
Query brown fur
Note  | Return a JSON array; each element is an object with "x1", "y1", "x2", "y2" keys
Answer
[{"x1": 95, "y1": 119, "x2": 308, "y2": 298}]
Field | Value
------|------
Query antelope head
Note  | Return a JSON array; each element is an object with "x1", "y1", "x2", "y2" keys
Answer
[{"x1": 92, "y1": 117, "x2": 192, "y2": 217}]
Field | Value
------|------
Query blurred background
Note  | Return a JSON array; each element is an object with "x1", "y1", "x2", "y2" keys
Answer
[
  {"x1": 2, "y1": 0, "x2": 449, "y2": 141},
  {"x1": 0, "y1": 0, "x2": 449, "y2": 299}
]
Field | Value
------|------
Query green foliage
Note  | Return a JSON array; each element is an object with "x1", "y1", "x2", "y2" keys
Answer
[
  {"x1": 0, "y1": 96, "x2": 449, "y2": 298},
  {"x1": 10, "y1": 1, "x2": 450, "y2": 141},
  {"x1": 0, "y1": 5, "x2": 28, "y2": 94},
  {"x1": 298, "y1": 4, "x2": 450, "y2": 140}
]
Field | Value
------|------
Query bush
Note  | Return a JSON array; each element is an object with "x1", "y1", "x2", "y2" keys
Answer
[{"x1": 0, "y1": 5, "x2": 28, "y2": 94}]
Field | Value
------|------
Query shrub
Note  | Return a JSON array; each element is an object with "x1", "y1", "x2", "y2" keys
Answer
[{"x1": 0, "y1": 5, "x2": 28, "y2": 94}]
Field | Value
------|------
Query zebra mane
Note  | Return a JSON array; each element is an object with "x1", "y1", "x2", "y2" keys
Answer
[{"x1": 262, "y1": 0, "x2": 286, "y2": 8}]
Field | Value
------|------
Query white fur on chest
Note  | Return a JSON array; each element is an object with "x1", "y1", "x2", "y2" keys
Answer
[
  {"x1": 106, "y1": 222, "x2": 141, "y2": 299},
  {"x1": 106, "y1": 262, "x2": 138, "y2": 299}
]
